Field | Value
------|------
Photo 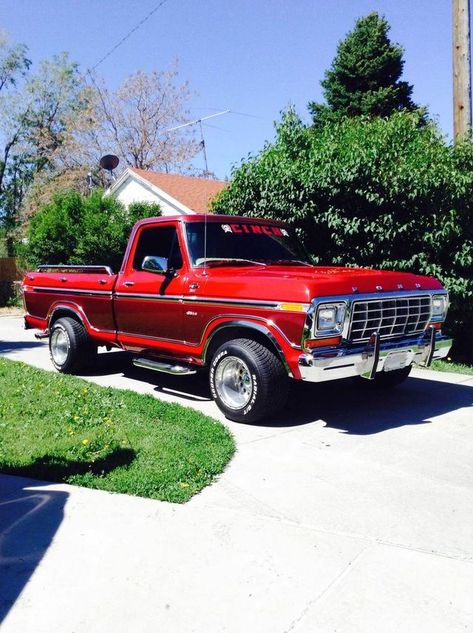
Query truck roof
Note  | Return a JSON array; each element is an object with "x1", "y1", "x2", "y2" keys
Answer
[{"x1": 133, "y1": 214, "x2": 288, "y2": 229}]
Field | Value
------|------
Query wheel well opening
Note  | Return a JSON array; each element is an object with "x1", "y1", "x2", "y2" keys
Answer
[
  {"x1": 49, "y1": 309, "x2": 83, "y2": 329},
  {"x1": 205, "y1": 326, "x2": 286, "y2": 370}
]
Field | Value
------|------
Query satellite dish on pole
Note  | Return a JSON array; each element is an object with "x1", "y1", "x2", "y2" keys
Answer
[{"x1": 99, "y1": 154, "x2": 119, "y2": 182}]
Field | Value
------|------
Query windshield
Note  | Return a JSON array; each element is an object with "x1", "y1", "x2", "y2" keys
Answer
[{"x1": 185, "y1": 221, "x2": 310, "y2": 267}]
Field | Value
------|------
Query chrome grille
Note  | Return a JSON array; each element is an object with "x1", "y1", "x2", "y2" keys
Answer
[{"x1": 349, "y1": 295, "x2": 432, "y2": 342}]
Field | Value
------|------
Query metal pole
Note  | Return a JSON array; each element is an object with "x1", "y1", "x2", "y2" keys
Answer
[
  {"x1": 199, "y1": 119, "x2": 209, "y2": 174},
  {"x1": 453, "y1": 0, "x2": 472, "y2": 140}
]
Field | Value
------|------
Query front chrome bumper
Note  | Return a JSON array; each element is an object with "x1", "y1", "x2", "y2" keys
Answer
[{"x1": 298, "y1": 332, "x2": 452, "y2": 383}]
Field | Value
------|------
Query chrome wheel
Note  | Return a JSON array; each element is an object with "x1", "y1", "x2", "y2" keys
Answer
[
  {"x1": 50, "y1": 327, "x2": 70, "y2": 366},
  {"x1": 214, "y1": 355, "x2": 253, "y2": 410}
]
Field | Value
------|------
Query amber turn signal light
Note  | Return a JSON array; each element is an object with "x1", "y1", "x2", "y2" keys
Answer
[
  {"x1": 428, "y1": 322, "x2": 442, "y2": 331},
  {"x1": 305, "y1": 336, "x2": 342, "y2": 349}
]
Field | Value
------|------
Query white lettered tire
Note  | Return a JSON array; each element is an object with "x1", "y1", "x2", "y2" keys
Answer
[
  {"x1": 209, "y1": 338, "x2": 289, "y2": 423},
  {"x1": 49, "y1": 317, "x2": 97, "y2": 374}
]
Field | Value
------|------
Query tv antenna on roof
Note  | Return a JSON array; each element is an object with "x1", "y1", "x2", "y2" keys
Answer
[
  {"x1": 99, "y1": 154, "x2": 120, "y2": 183},
  {"x1": 167, "y1": 110, "x2": 230, "y2": 175}
]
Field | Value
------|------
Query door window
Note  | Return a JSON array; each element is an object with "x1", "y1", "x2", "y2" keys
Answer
[{"x1": 132, "y1": 226, "x2": 183, "y2": 272}]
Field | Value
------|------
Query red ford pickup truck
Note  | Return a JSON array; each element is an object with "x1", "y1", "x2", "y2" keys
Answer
[{"x1": 23, "y1": 214, "x2": 452, "y2": 422}]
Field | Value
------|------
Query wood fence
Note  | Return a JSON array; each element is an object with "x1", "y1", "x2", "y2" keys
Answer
[{"x1": 0, "y1": 258, "x2": 21, "y2": 281}]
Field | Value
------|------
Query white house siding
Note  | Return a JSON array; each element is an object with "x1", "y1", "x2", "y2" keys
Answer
[{"x1": 113, "y1": 177, "x2": 189, "y2": 215}]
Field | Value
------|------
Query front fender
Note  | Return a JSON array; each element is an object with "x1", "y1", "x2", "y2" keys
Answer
[{"x1": 202, "y1": 318, "x2": 302, "y2": 378}]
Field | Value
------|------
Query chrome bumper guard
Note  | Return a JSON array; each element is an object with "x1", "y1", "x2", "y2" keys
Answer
[{"x1": 298, "y1": 330, "x2": 452, "y2": 383}]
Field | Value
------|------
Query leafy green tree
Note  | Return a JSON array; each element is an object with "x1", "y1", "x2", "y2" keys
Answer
[
  {"x1": 309, "y1": 12, "x2": 417, "y2": 122},
  {"x1": 0, "y1": 42, "x2": 92, "y2": 254},
  {"x1": 20, "y1": 191, "x2": 161, "y2": 272},
  {"x1": 212, "y1": 109, "x2": 473, "y2": 361}
]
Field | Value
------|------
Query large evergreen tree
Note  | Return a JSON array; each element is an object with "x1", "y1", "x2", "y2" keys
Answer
[{"x1": 309, "y1": 12, "x2": 417, "y2": 122}]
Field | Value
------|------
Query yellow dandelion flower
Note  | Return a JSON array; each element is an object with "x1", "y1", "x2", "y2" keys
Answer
[{"x1": 82, "y1": 438, "x2": 90, "y2": 445}]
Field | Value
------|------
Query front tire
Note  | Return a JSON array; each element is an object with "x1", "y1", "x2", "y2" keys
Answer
[
  {"x1": 209, "y1": 338, "x2": 289, "y2": 423},
  {"x1": 49, "y1": 317, "x2": 97, "y2": 374}
]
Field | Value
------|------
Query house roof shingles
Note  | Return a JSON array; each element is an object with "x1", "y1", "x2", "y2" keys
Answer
[{"x1": 130, "y1": 168, "x2": 227, "y2": 213}]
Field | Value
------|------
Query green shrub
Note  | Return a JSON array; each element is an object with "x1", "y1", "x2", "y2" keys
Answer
[
  {"x1": 19, "y1": 191, "x2": 161, "y2": 272},
  {"x1": 212, "y1": 110, "x2": 473, "y2": 362}
]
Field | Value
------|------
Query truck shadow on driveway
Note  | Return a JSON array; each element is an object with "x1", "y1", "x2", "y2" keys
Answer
[
  {"x1": 116, "y1": 356, "x2": 473, "y2": 435},
  {"x1": 269, "y1": 376, "x2": 473, "y2": 434},
  {"x1": 0, "y1": 340, "x2": 46, "y2": 353}
]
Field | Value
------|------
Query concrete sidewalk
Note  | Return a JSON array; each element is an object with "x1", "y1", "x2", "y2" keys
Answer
[{"x1": 1, "y1": 316, "x2": 473, "y2": 632}]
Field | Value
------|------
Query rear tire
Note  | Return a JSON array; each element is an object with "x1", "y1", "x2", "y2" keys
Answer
[
  {"x1": 209, "y1": 338, "x2": 289, "y2": 423},
  {"x1": 49, "y1": 317, "x2": 97, "y2": 374}
]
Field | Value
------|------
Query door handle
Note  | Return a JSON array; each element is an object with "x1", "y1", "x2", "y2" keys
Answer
[
  {"x1": 59, "y1": 277, "x2": 68, "y2": 282},
  {"x1": 124, "y1": 281, "x2": 135, "y2": 287},
  {"x1": 189, "y1": 283, "x2": 199, "y2": 290}
]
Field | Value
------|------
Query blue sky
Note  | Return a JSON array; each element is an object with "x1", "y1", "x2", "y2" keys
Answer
[{"x1": 0, "y1": 0, "x2": 453, "y2": 179}]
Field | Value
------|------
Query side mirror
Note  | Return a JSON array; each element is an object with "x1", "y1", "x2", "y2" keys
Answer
[{"x1": 141, "y1": 255, "x2": 169, "y2": 274}]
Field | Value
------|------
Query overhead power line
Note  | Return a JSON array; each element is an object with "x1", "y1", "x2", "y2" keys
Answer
[{"x1": 91, "y1": 0, "x2": 170, "y2": 71}]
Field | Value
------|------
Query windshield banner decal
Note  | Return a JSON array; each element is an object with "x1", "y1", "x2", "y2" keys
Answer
[{"x1": 221, "y1": 223, "x2": 289, "y2": 237}]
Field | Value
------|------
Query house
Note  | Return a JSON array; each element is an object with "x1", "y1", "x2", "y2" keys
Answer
[{"x1": 107, "y1": 167, "x2": 227, "y2": 215}]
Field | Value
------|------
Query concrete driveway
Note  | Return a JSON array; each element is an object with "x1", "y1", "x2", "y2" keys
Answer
[{"x1": 1, "y1": 315, "x2": 473, "y2": 633}]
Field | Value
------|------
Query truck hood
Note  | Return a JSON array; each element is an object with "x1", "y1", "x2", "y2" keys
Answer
[{"x1": 202, "y1": 265, "x2": 445, "y2": 303}]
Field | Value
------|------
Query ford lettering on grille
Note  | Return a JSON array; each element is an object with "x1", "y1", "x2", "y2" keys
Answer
[{"x1": 348, "y1": 295, "x2": 432, "y2": 342}]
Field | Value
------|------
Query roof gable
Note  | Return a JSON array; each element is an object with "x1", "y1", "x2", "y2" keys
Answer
[{"x1": 128, "y1": 168, "x2": 227, "y2": 212}]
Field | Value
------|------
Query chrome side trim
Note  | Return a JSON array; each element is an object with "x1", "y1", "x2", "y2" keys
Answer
[
  {"x1": 185, "y1": 296, "x2": 280, "y2": 308},
  {"x1": 37, "y1": 264, "x2": 114, "y2": 275},
  {"x1": 115, "y1": 293, "x2": 183, "y2": 302},
  {"x1": 33, "y1": 286, "x2": 113, "y2": 297},
  {"x1": 33, "y1": 285, "x2": 307, "y2": 312},
  {"x1": 115, "y1": 292, "x2": 283, "y2": 309}
]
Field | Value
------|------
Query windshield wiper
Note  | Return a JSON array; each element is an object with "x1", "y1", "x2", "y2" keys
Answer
[{"x1": 197, "y1": 258, "x2": 267, "y2": 267}]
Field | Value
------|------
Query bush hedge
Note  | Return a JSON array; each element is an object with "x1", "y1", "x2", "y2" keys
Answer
[
  {"x1": 19, "y1": 191, "x2": 161, "y2": 273},
  {"x1": 212, "y1": 110, "x2": 473, "y2": 362}
]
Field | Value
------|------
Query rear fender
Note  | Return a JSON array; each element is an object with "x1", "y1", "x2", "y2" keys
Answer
[
  {"x1": 48, "y1": 302, "x2": 89, "y2": 330},
  {"x1": 47, "y1": 302, "x2": 116, "y2": 344}
]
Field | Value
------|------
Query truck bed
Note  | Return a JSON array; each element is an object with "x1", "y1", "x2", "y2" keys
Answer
[{"x1": 23, "y1": 265, "x2": 118, "y2": 342}]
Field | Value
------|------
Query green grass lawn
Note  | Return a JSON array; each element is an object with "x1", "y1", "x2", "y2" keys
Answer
[
  {"x1": 428, "y1": 359, "x2": 473, "y2": 376},
  {"x1": 0, "y1": 357, "x2": 235, "y2": 503}
]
